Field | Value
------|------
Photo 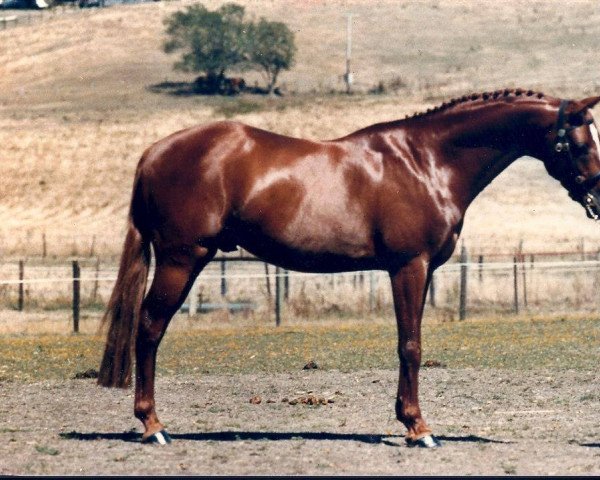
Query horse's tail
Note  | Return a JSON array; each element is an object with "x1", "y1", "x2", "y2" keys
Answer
[{"x1": 98, "y1": 176, "x2": 150, "y2": 389}]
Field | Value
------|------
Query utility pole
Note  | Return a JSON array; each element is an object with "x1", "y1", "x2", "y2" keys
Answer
[{"x1": 344, "y1": 13, "x2": 357, "y2": 94}]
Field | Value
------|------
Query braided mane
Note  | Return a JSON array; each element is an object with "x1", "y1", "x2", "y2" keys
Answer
[{"x1": 406, "y1": 88, "x2": 546, "y2": 120}]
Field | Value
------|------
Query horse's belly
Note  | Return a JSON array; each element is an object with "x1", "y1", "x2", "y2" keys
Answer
[
  {"x1": 238, "y1": 238, "x2": 379, "y2": 273},
  {"x1": 229, "y1": 219, "x2": 377, "y2": 273}
]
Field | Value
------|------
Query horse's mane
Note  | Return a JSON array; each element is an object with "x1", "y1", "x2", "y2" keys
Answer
[
  {"x1": 341, "y1": 88, "x2": 549, "y2": 139},
  {"x1": 406, "y1": 88, "x2": 547, "y2": 121}
]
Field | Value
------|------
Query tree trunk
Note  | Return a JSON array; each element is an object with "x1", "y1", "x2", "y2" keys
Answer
[{"x1": 267, "y1": 68, "x2": 280, "y2": 96}]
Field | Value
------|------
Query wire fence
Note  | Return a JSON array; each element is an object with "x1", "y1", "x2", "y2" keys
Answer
[{"x1": 0, "y1": 250, "x2": 599, "y2": 332}]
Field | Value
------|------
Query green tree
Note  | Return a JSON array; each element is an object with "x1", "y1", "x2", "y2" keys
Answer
[
  {"x1": 163, "y1": 3, "x2": 296, "y2": 95},
  {"x1": 248, "y1": 18, "x2": 296, "y2": 94},
  {"x1": 163, "y1": 3, "x2": 250, "y2": 91}
]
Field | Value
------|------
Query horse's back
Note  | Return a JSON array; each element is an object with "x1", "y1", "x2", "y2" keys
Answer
[{"x1": 139, "y1": 121, "x2": 330, "y2": 190}]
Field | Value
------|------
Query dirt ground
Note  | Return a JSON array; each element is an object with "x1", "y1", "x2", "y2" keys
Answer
[{"x1": 0, "y1": 368, "x2": 598, "y2": 475}]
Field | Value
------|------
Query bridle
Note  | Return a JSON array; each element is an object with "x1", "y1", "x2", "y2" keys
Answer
[{"x1": 555, "y1": 99, "x2": 600, "y2": 219}]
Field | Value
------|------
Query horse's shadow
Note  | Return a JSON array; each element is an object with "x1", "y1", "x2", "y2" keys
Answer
[{"x1": 59, "y1": 430, "x2": 510, "y2": 446}]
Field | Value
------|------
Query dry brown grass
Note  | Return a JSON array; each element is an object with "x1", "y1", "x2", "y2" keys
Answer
[{"x1": 1, "y1": 0, "x2": 600, "y2": 256}]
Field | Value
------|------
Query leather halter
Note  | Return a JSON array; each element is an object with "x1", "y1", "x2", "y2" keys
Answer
[{"x1": 555, "y1": 99, "x2": 600, "y2": 191}]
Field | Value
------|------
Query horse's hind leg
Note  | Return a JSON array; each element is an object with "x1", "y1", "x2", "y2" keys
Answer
[{"x1": 134, "y1": 245, "x2": 216, "y2": 444}]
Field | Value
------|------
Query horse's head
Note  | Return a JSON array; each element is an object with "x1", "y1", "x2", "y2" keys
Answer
[{"x1": 540, "y1": 96, "x2": 600, "y2": 220}]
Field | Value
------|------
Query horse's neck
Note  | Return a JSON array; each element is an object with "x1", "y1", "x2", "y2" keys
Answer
[{"x1": 419, "y1": 102, "x2": 543, "y2": 210}]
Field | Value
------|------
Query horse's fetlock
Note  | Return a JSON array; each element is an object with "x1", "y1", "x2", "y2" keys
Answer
[
  {"x1": 401, "y1": 404, "x2": 421, "y2": 420},
  {"x1": 134, "y1": 400, "x2": 155, "y2": 420},
  {"x1": 395, "y1": 399, "x2": 421, "y2": 424}
]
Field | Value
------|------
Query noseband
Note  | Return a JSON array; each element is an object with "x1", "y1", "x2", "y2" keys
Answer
[{"x1": 555, "y1": 100, "x2": 600, "y2": 219}]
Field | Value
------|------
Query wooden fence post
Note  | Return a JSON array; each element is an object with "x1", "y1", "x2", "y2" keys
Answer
[
  {"x1": 89, "y1": 235, "x2": 96, "y2": 257},
  {"x1": 284, "y1": 269, "x2": 289, "y2": 301},
  {"x1": 188, "y1": 280, "x2": 198, "y2": 317},
  {"x1": 521, "y1": 254, "x2": 528, "y2": 308},
  {"x1": 275, "y1": 266, "x2": 283, "y2": 326},
  {"x1": 513, "y1": 256, "x2": 519, "y2": 315},
  {"x1": 518, "y1": 239, "x2": 524, "y2": 258},
  {"x1": 369, "y1": 271, "x2": 376, "y2": 312},
  {"x1": 459, "y1": 245, "x2": 468, "y2": 320},
  {"x1": 428, "y1": 272, "x2": 436, "y2": 308},
  {"x1": 18, "y1": 260, "x2": 24, "y2": 312},
  {"x1": 220, "y1": 259, "x2": 227, "y2": 297},
  {"x1": 91, "y1": 257, "x2": 100, "y2": 304},
  {"x1": 264, "y1": 263, "x2": 271, "y2": 300},
  {"x1": 72, "y1": 260, "x2": 80, "y2": 333}
]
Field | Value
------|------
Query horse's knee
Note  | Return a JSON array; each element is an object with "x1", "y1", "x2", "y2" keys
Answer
[{"x1": 399, "y1": 339, "x2": 421, "y2": 365}]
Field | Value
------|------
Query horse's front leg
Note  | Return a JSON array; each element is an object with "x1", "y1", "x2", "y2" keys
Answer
[{"x1": 389, "y1": 256, "x2": 441, "y2": 448}]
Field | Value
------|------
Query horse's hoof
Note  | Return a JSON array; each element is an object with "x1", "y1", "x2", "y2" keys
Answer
[
  {"x1": 406, "y1": 434, "x2": 442, "y2": 448},
  {"x1": 141, "y1": 429, "x2": 172, "y2": 445}
]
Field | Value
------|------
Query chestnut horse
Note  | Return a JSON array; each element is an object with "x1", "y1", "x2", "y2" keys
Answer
[{"x1": 98, "y1": 89, "x2": 600, "y2": 448}]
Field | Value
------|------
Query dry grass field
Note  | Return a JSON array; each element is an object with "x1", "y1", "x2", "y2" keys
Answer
[{"x1": 1, "y1": 0, "x2": 600, "y2": 256}]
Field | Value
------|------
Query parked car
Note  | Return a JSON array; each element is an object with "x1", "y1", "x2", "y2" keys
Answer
[{"x1": 1, "y1": 0, "x2": 55, "y2": 8}]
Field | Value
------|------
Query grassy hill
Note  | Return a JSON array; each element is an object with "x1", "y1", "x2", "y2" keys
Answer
[{"x1": 1, "y1": 0, "x2": 600, "y2": 256}]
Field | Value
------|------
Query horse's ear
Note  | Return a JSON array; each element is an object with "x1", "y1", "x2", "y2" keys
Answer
[
  {"x1": 565, "y1": 96, "x2": 600, "y2": 116},
  {"x1": 580, "y1": 96, "x2": 600, "y2": 109}
]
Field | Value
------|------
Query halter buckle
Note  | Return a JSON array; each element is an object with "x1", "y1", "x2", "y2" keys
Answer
[{"x1": 555, "y1": 142, "x2": 567, "y2": 153}]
